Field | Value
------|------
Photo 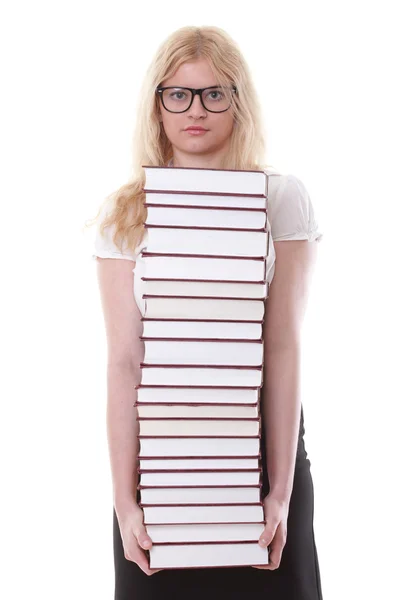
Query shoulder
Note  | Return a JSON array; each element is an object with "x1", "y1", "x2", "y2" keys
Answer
[
  {"x1": 264, "y1": 169, "x2": 323, "y2": 243},
  {"x1": 91, "y1": 197, "x2": 146, "y2": 262}
]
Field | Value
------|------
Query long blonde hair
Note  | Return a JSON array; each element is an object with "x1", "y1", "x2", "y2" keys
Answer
[{"x1": 88, "y1": 25, "x2": 274, "y2": 256}]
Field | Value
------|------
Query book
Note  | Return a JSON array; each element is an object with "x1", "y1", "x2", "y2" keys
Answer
[
  {"x1": 143, "y1": 165, "x2": 267, "y2": 195},
  {"x1": 139, "y1": 367, "x2": 264, "y2": 388},
  {"x1": 139, "y1": 366, "x2": 263, "y2": 387},
  {"x1": 138, "y1": 436, "x2": 260, "y2": 457},
  {"x1": 145, "y1": 522, "x2": 265, "y2": 543},
  {"x1": 141, "y1": 252, "x2": 266, "y2": 282},
  {"x1": 149, "y1": 542, "x2": 269, "y2": 569},
  {"x1": 141, "y1": 279, "x2": 268, "y2": 299},
  {"x1": 140, "y1": 319, "x2": 264, "y2": 340},
  {"x1": 138, "y1": 469, "x2": 261, "y2": 487},
  {"x1": 144, "y1": 202, "x2": 267, "y2": 229},
  {"x1": 135, "y1": 386, "x2": 260, "y2": 404},
  {"x1": 135, "y1": 165, "x2": 270, "y2": 569},
  {"x1": 138, "y1": 457, "x2": 260, "y2": 470},
  {"x1": 143, "y1": 191, "x2": 267, "y2": 209},
  {"x1": 142, "y1": 503, "x2": 265, "y2": 524},
  {"x1": 137, "y1": 418, "x2": 260, "y2": 437},
  {"x1": 135, "y1": 404, "x2": 259, "y2": 418},
  {"x1": 140, "y1": 339, "x2": 264, "y2": 366},
  {"x1": 143, "y1": 225, "x2": 269, "y2": 256},
  {"x1": 141, "y1": 296, "x2": 265, "y2": 321},
  {"x1": 138, "y1": 486, "x2": 262, "y2": 505}
]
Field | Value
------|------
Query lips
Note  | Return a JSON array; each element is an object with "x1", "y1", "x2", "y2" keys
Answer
[{"x1": 185, "y1": 127, "x2": 207, "y2": 131}]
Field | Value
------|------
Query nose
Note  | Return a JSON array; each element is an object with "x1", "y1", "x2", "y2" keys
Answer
[{"x1": 187, "y1": 92, "x2": 207, "y2": 118}]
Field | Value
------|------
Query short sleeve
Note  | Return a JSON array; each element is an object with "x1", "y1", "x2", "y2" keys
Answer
[
  {"x1": 268, "y1": 174, "x2": 323, "y2": 242},
  {"x1": 91, "y1": 199, "x2": 139, "y2": 262}
]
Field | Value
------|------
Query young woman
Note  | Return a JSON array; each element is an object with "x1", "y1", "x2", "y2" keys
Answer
[{"x1": 93, "y1": 25, "x2": 324, "y2": 600}]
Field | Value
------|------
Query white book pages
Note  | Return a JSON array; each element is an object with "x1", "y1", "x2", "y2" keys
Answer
[
  {"x1": 143, "y1": 503, "x2": 264, "y2": 524},
  {"x1": 145, "y1": 227, "x2": 268, "y2": 257},
  {"x1": 143, "y1": 166, "x2": 267, "y2": 195},
  {"x1": 135, "y1": 167, "x2": 271, "y2": 569},
  {"x1": 136, "y1": 387, "x2": 259, "y2": 404},
  {"x1": 142, "y1": 279, "x2": 267, "y2": 299},
  {"x1": 142, "y1": 340, "x2": 263, "y2": 366},
  {"x1": 141, "y1": 320, "x2": 262, "y2": 340},
  {"x1": 140, "y1": 470, "x2": 260, "y2": 486},
  {"x1": 138, "y1": 419, "x2": 259, "y2": 437},
  {"x1": 139, "y1": 486, "x2": 261, "y2": 505},
  {"x1": 138, "y1": 457, "x2": 259, "y2": 470},
  {"x1": 140, "y1": 367, "x2": 262, "y2": 387},
  {"x1": 149, "y1": 542, "x2": 269, "y2": 569},
  {"x1": 138, "y1": 437, "x2": 260, "y2": 457},
  {"x1": 143, "y1": 297, "x2": 265, "y2": 320},
  {"x1": 144, "y1": 191, "x2": 267, "y2": 209},
  {"x1": 142, "y1": 255, "x2": 265, "y2": 282},
  {"x1": 145, "y1": 205, "x2": 266, "y2": 229},
  {"x1": 146, "y1": 522, "x2": 265, "y2": 543},
  {"x1": 136, "y1": 405, "x2": 258, "y2": 418}
]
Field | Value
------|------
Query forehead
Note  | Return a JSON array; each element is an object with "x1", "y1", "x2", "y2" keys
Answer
[{"x1": 162, "y1": 58, "x2": 218, "y2": 88}]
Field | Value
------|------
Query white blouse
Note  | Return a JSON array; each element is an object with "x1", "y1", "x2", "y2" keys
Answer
[{"x1": 92, "y1": 168, "x2": 323, "y2": 316}]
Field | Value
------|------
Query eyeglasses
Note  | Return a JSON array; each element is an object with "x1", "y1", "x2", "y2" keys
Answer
[{"x1": 156, "y1": 85, "x2": 237, "y2": 113}]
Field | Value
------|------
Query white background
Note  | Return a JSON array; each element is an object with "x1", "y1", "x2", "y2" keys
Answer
[{"x1": 1, "y1": 1, "x2": 399, "y2": 598}]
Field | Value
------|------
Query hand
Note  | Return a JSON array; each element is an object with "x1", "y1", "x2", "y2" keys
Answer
[
  {"x1": 115, "y1": 500, "x2": 163, "y2": 576},
  {"x1": 252, "y1": 493, "x2": 289, "y2": 571}
]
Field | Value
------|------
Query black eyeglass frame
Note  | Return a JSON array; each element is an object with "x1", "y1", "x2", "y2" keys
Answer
[{"x1": 156, "y1": 85, "x2": 237, "y2": 113}]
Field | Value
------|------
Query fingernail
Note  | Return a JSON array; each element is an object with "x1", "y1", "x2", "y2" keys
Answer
[
  {"x1": 143, "y1": 539, "x2": 151, "y2": 547},
  {"x1": 260, "y1": 538, "x2": 268, "y2": 546}
]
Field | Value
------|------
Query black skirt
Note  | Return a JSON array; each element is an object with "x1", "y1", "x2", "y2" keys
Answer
[{"x1": 112, "y1": 404, "x2": 324, "y2": 599}]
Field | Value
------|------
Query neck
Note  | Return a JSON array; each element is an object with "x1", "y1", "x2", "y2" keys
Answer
[{"x1": 167, "y1": 149, "x2": 228, "y2": 170}]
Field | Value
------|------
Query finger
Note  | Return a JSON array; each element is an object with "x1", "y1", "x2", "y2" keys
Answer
[
  {"x1": 258, "y1": 521, "x2": 277, "y2": 548},
  {"x1": 265, "y1": 526, "x2": 286, "y2": 570},
  {"x1": 251, "y1": 547, "x2": 271, "y2": 570},
  {"x1": 137, "y1": 532, "x2": 153, "y2": 550},
  {"x1": 252, "y1": 547, "x2": 276, "y2": 571},
  {"x1": 270, "y1": 523, "x2": 286, "y2": 566},
  {"x1": 133, "y1": 524, "x2": 154, "y2": 550},
  {"x1": 128, "y1": 547, "x2": 162, "y2": 576},
  {"x1": 136, "y1": 559, "x2": 154, "y2": 575},
  {"x1": 124, "y1": 530, "x2": 155, "y2": 573},
  {"x1": 137, "y1": 561, "x2": 162, "y2": 576},
  {"x1": 139, "y1": 563, "x2": 163, "y2": 577},
  {"x1": 268, "y1": 542, "x2": 284, "y2": 570}
]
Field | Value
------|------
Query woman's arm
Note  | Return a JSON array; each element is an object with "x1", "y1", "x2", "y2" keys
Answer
[
  {"x1": 96, "y1": 257, "x2": 143, "y2": 512},
  {"x1": 95, "y1": 257, "x2": 161, "y2": 576},
  {"x1": 261, "y1": 239, "x2": 319, "y2": 503}
]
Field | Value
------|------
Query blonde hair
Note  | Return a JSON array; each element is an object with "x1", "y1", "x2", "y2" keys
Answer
[{"x1": 88, "y1": 25, "x2": 274, "y2": 256}]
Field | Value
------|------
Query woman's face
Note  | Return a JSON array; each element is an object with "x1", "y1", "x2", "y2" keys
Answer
[{"x1": 158, "y1": 58, "x2": 235, "y2": 166}]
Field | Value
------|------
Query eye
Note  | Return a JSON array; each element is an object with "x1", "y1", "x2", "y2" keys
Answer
[
  {"x1": 205, "y1": 89, "x2": 226, "y2": 101},
  {"x1": 169, "y1": 89, "x2": 188, "y2": 100}
]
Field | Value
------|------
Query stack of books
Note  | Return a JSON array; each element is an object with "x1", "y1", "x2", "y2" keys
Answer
[{"x1": 134, "y1": 165, "x2": 270, "y2": 569}]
